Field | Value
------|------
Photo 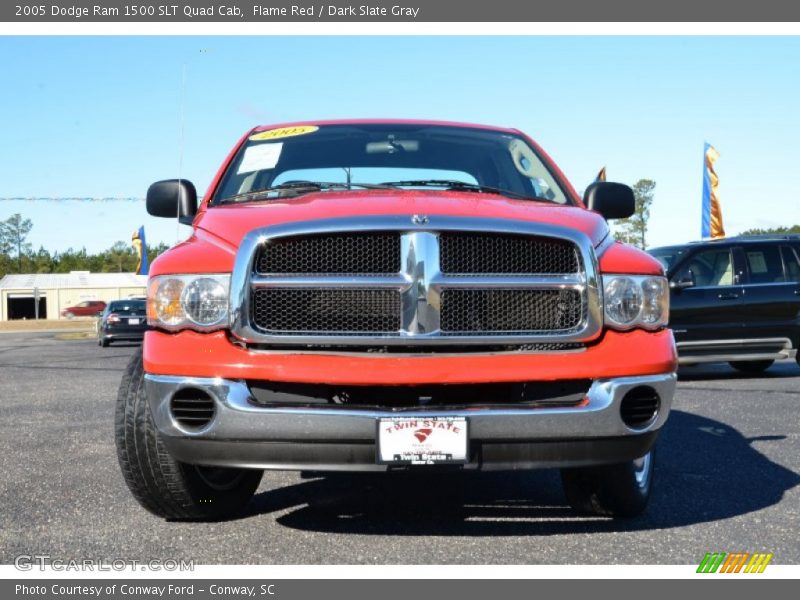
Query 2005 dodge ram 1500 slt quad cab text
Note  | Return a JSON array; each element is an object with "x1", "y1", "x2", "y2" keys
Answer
[{"x1": 115, "y1": 120, "x2": 677, "y2": 520}]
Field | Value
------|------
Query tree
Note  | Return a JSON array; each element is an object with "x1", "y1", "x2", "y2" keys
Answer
[
  {"x1": 1, "y1": 213, "x2": 33, "y2": 273},
  {"x1": 613, "y1": 179, "x2": 656, "y2": 250},
  {"x1": 103, "y1": 241, "x2": 138, "y2": 272},
  {"x1": 739, "y1": 225, "x2": 800, "y2": 236}
]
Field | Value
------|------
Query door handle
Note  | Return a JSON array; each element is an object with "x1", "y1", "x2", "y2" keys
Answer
[{"x1": 717, "y1": 293, "x2": 739, "y2": 300}]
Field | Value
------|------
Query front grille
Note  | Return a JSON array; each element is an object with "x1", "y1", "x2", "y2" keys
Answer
[
  {"x1": 440, "y1": 233, "x2": 580, "y2": 274},
  {"x1": 252, "y1": 288, "x2": 401, "y2": 334},
  {"x1": 256, "y1": 233, "x2": 400, "y2": 274},
  {"x1": 440, "y1": 289, "x2": 584, "y2": 333},
  {"x1": 237, "y1": 219, "x2": 598, "y2": 345}
]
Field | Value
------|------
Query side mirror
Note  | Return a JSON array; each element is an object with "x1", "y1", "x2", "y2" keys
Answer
[
  {"x1": 583, "y1": 182, "x2": 635, "y2": 220},
  {"x1": 670, "y1": 271, "x2": 695, "y2": 290},
  {"x1": 146, "y1": 179, "x2": 198, "y2": 225}
]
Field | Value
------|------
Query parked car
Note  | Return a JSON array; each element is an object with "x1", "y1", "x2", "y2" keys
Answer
[
  {"x1": 61, "y1": 300, "x2": 106, "y2": 318},
  {"x1": 649, "y1": 235, "x2": 800, "y2": 372},
  {"x1": 115, "y1": 119, "x2": 677, "y2": 520},
  {"x1": 97, "y1": 299, "x2": 148, "y2": 347}
]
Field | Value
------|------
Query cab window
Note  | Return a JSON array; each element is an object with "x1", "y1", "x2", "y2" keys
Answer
[
  {"x1": 743, "y1": 245, "x2": 786, "y2": 284},
  {"x1": 781, "y1": 246, "x2": 800, "y2": 282},
  {"x1": 675, "y1": 248, "x2": 734, "y2": 287}
]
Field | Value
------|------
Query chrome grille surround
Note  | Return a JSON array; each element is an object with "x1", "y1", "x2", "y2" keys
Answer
[{"x1": 229, "y1": 216, "x2": 603, "y2": 346}]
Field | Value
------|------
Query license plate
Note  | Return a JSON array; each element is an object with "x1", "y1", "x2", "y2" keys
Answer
[
  {"x1": 128, "y1": 318, "x2": 140, "y2": 325},
  {"x1": 377, "y1": 417, "x2": 468, "y2": 465}
]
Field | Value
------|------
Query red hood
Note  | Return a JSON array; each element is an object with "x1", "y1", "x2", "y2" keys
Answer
[{"x1": 193, "y1": 190, "x2": 609, "y2": 248}]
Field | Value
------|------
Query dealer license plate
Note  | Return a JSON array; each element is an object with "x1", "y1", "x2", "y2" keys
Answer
[
  {"x1": 377, "y1": 417, "x2": 468, "y2": 465},
  {"x1": 128, "y1": 318, "x2": 140, "y2": 325}
]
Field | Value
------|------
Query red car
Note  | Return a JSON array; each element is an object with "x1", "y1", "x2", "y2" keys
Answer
[
  {"x1": 61, "y1": 300, "x2": 106, "y2": 318},
  {"x1": 116, "y1": 120, "x2": 677, "y2": 520}
]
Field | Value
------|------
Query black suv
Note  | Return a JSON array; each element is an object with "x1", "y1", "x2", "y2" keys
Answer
[{"x1": 649, "y1": 235, "x2": 800, "y2": 373}]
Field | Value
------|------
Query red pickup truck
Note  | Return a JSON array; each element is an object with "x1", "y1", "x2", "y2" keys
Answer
[{"x1": 115, "y1": 120, "x2": 676, "y2": 520}]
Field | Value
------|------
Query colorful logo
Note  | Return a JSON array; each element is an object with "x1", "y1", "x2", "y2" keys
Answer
[{"x1": 697, "y1": 552, "x2": 773, "y2": 573}]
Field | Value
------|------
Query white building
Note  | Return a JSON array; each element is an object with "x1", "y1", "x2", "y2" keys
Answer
[{"x1": 0, "y1": 271, "x2": 147, "y2": 320}]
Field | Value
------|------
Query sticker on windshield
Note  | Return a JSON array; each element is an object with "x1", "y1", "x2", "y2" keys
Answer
[
  {"x1": 237, "y1": 142, "x2": 283, "y2": 174},
  {"x1": 249, "y1": 125, "x2": 319, "y2": 141}
]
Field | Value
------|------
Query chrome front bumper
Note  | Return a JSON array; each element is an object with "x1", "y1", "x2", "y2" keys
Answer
[{"x1": 145, "y1": 372, "x2": 676, "y2": 471}]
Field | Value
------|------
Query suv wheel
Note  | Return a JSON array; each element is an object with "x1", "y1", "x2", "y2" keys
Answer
[
  {"x1": 560, "y1": 448, "x2": 654, "y2": 517},
  {"x1": 729, "y1": 360, "x2": 774, "y2": 373},
  {"x1": 115, "y1": 350, "x2": 262, "y2": 520}
]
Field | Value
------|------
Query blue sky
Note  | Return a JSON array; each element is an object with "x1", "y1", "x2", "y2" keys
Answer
[{"x1": 1, "y1": 36, "x2": 799, "y2": 253}]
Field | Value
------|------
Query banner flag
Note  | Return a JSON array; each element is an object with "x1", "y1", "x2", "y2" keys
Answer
[
  {"x1": 132, "y1": 226, "x2": 149, "y2": 275},
  {"x1": 701, "y1": 143, "x2": 725, "y2": 239}
]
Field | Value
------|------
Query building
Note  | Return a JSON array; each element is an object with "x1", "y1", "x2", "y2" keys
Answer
[{"x1": 0, "y1": 272, "x2": 147, "y2": 320}]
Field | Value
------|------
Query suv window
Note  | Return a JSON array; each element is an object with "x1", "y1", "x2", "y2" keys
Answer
[
  {"x1": 781, "y1": 246, "x2": 800, "y2": 282},
  {"x1": 743, "y1": 244, "x2": 786, "y2": 284},
  {"x1": 675, "y1": 248, "x2": 734, "y2": 287}
]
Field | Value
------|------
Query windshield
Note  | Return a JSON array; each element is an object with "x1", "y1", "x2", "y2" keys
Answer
[
  {"x1": 648, "y1": 246, "x2": 689, "y2": 271},
  {"x1": 211, "y1": 123, "x2": 572, "y2": 205}
]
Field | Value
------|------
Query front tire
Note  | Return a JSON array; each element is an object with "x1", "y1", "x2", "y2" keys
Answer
[
  {"x1": 729, "y1": 359, "x2": 774, "y2": 373},
  {"x1": 114, "y1": 350, "x2": 262, "y2": 520},
  {"x1": 560, "y1": 448, "x2": 655, "y2": 517}
]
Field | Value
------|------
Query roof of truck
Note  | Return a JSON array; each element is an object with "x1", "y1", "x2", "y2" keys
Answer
[{"x1": 250, "y1": 119, "x2": 520, "y2": 135}]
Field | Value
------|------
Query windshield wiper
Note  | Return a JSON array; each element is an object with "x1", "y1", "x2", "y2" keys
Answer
[
  {"x1": 378, "y1": 179, "x2": 554, "y2": 203},
  {"x1": 219, "y1": 181, "x2": 399, "y2": 204}
]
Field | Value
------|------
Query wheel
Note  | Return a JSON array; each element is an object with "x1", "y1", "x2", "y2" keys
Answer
[
  {"x1": 729, "y1": 360, "x2": 774, "y2": 373},
  {"x1": 64, "y1": 312, "x2": 74, "y2": 319},
  {"x1": 100, "y1": 337, "x2": 110, "y2": 347},
  {"x1": 115, "y1": 350, "x2": 262, "y2": 520},
  {"x1": 560, "y1": 448, "x2": 655, "y2": 517}
]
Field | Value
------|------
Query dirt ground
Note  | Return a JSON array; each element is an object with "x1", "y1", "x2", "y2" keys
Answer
[{"x1": 0, "y1": 318, "x2": 95, "y2": 332}]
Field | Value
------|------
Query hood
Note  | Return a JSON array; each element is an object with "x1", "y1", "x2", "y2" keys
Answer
[{"x1": 194, "y1": 190, "x2": 609, "y2": 248}]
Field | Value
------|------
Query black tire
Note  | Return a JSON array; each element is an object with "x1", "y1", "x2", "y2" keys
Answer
[
  {"x1": 560, "y1": 448, "x2": 655, "y2": 517},
  {"x1": 729, "y1": 360, "x2": 774, "y2": 373},
  {"x1": 100, "y1": 337, "x2": 110, "y2": 347},
  {"x1": 114, "y1": 350, "x2": 262, "y2": 520}
]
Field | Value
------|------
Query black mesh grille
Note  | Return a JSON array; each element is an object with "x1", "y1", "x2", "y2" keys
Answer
[
  {"x1": 440, "y1": 233, "x2": 580, "y2": 274},
  {"x1": 252, "y1": 288, "x2": 401, "y2": 334},
  {"x1": 256, "y1": 233, "x2": 400, "y2": 275},
  {"x1": 440, "y1": 289, "x2": 584, "y2": 333}
]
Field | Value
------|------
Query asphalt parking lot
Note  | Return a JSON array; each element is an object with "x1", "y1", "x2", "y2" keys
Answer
[{"x1": 0, "y1": 331, "x2": 798, "y2": 565}]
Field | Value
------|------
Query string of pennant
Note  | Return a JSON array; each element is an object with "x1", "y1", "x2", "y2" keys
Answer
[
  {"x1": 0, "y1": 197, "x2": 204, "y2": 202},
  {"x1": 0, "y1": 197, "x2": 145, "y2": 202}
]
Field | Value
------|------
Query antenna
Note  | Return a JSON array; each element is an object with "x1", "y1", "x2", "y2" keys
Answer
[{"x1": 176, "y1": 63, "x2": 187, "y2": 241}]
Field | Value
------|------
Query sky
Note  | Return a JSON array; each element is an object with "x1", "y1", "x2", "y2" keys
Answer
[{"x1": 1, "y1": 35, "x2": 799, "y2": 254}]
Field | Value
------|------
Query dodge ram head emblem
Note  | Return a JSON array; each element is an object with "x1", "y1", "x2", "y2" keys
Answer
[{"x1": 411, "y1": 214, "x2": 429, "y2": 225}]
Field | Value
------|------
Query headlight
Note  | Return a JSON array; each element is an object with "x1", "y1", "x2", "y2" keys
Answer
[
  {"x1": 147, "y1": 274, "x2": 230, "y2": 331},
  {"x1": 603, "y1": 274, "x2": 668, "y2": 330}
]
